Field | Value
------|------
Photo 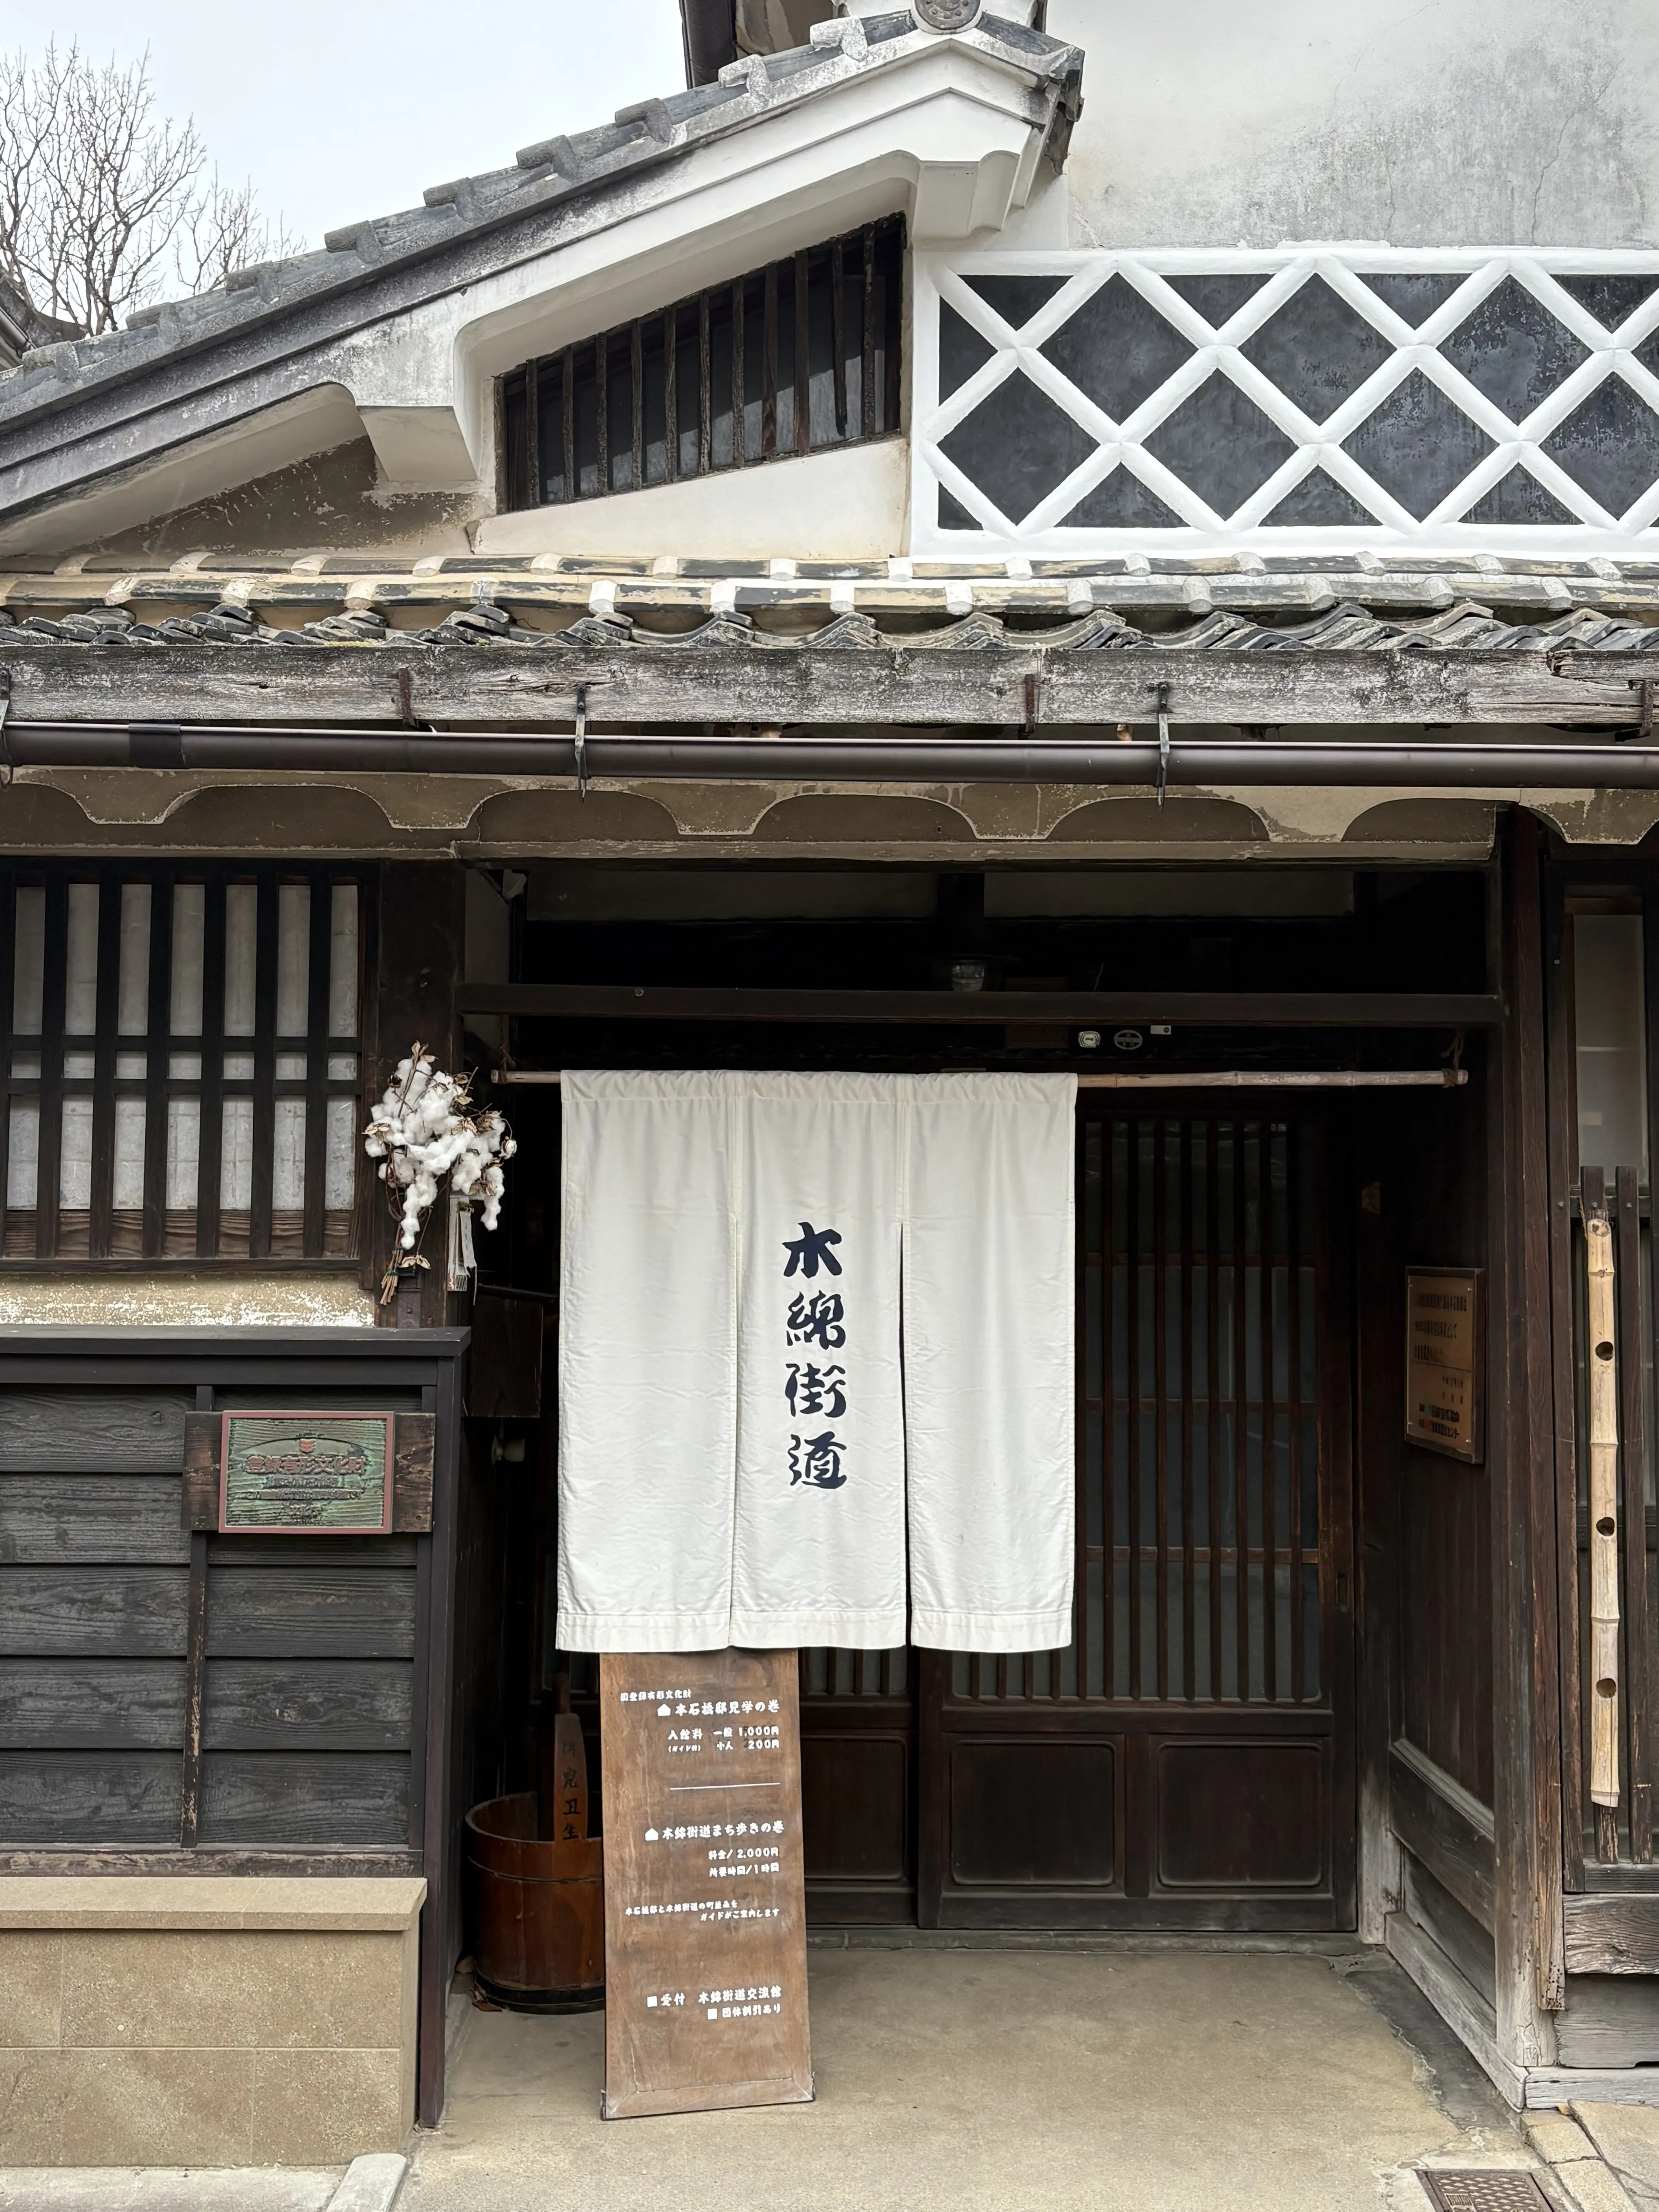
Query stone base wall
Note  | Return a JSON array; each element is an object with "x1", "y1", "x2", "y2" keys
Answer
[{"x1": 0, "y1": 1876, "x2": 424, "y2": 2167}]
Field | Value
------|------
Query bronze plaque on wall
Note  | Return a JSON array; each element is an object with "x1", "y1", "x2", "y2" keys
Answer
[
  {"x1": 599, "y1": 1648, "x2": 812, "y2": 2121},
  {"x1": 1405, "y1": 1268, "x2": 1485, "y2": 1463},
  {"x1": 219, "y1": 1411, "x2": 395, "y2": 1534}
]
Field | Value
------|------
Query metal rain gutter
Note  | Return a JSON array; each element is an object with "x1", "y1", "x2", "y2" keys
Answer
[{"x1": 6, "y1": 722, "x2": 1659, "y2": 786}]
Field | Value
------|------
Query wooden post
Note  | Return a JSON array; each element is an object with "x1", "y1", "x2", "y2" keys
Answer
[
  {"x1": 1583, "y1": 1170, "x2": 1621, "y2": 1860},
  {"x1": 1488, "y1": 810, "x2": 1566, "y2": 2068},
  {"x1": 367, "y1": 864, "x2": 465, "y2": 1328}
]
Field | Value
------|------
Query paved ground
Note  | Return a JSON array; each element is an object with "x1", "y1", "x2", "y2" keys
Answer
[{"x1": 400, "y1": 1943, "x2": 1537, "y2": 2212}]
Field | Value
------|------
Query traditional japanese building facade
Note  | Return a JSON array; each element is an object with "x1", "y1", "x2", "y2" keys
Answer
[{"x1": 3, "y1": 0, "x2": 1659, "y2": 2162}]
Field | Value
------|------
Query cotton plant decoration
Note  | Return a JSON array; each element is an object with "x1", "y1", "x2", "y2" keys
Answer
[{"x1": 363, "y1": 1043, "x2": 516, "y2": 1301}]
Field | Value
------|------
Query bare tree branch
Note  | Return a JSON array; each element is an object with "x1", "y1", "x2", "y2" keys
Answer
[{"x1": 0, "y1": 41, "x2": 296, "y2": 340}]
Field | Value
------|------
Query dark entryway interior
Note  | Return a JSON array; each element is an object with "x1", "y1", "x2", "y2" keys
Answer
[{"x1": 452, "y1": 861, "x2": 1494, "y2": 1939}]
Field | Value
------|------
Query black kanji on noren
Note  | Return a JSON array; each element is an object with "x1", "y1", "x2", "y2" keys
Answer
[{"x1": 783, "y1": 1222, "x2": 843, "y2": 1279}]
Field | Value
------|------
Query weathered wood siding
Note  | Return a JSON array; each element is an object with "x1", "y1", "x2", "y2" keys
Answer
[
  {"x1": 0, "y1": 1388, "x2": 191, "y2": 1842},
  {"x1": 0, "y1": 1384, "x2": 421, "y2": 1849}
]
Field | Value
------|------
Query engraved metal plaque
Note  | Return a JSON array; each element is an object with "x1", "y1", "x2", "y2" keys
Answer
[{"x1": 219, "y1": 1411, "x2": 395, "y2": 1534}]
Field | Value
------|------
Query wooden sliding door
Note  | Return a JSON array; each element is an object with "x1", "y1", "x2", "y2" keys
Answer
[{"x1": 908, "y1": 1107, "x2": 1355, "y2": 1929}]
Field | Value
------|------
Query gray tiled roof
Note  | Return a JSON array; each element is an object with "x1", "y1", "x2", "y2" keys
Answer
[
  {"x1": 3, "y1": 550, "x2": 1658, "y2": 652},
  {"x1": 0, "y1": 10, "x2": 1080, "y2": 430}
]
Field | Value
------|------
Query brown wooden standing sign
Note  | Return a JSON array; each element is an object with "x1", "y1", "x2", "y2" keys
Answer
[{"x1": 599, "y1": 1648, "x2": 812, "y2": 2120}]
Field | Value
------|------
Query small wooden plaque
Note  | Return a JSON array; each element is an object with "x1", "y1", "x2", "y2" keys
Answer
[
  {"x1": 1405, "y1": 1266, "x2": 1485, "y2": 1463},
  {"x1": 599, "y1": 1648, "x2": 812, "y2": 2121},
  {"x1": 220, "y1": 1411, "x2": 394, "y2": 1534}
]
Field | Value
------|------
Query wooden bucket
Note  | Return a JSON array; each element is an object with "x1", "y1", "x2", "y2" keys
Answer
[{"x1": 465, "y1": 1791, "x2": 605, "y2": 2011}]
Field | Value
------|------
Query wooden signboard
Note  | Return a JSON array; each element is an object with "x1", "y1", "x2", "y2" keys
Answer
[
  {"x1": 219, "y1": 1411, "x2": 394, "y2": 1534},
  {"x1": 1405, "y1": 1267, "x2": 1486, "y2": 1463},
  {"x1": 599, "y1": 1648, "x2": 812, "y2": 2121}
]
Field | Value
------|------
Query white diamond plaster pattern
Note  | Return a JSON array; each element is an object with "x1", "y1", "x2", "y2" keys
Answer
[{"x1": 915, "y1": 251, "x2": 1659, "y2": 556}]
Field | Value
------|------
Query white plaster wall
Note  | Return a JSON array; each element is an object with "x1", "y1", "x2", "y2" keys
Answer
[
  {"x1": 474, "y1": 439, "x2": 909, "y2": 562},
  {"x1": 1051, "y1": 0, "x2": 1659, "y2": 250},
  {"x1": 0, "y1": 1274, "x2": 378, "y2": 1327}
]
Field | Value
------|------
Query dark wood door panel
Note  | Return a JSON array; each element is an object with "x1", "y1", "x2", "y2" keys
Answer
[
  {"x1": 948, "y1": 1737, "x2": 1121, "y2": 1889},
  {"x1": 803, "y1": 1732, "x2": 909, "y2": 1884},
  {"x1": 1153, "y1": 1738, "x2": 1328, "y2": 1891}
]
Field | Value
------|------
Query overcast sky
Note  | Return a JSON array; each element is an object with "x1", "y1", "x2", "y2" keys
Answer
[{"x1": 30, "y1": 2, "x2": 689, "y2": 257}]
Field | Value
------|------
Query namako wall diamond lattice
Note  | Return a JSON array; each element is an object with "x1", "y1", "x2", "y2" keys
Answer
[{"x1": 913, "y1": 251, "x2": 1659, "y2": 556}]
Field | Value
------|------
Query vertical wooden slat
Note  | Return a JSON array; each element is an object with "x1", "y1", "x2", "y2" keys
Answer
[
  {"x1": 794, "y1": 249, "x2": 811, "y2": 455},
  {"x1": 1260, "y1": 1122, "x2": 1279, "y2": 1703},
  {"x1": 594, "y1": 333, "x2": 610, "y2": 493},
  {"x1": 629, "y1": 320, "x2": 644, "y2": 490},
  {"x1": 1074, "y1": 1113, "x2": 1091, "y2": 1705},
  {"x1": 523, "y1": 355, "x2": 541, "y2": 508},
  {"x1": 1102, "y1": 1118, "x2": 1118, "y2": 1698},
  {"x1": 1127, "y1": 1118, "x2": 1143, "y2": 1699},
  {"x1": 0, "y1": 865, "x2": 12, "y2": 1257},
  {"x1": 882, "y1": 218, "x2": 902, "y2": 434},
  {"x1": 1288, "y1": 1121, "x2": 1307, "y2": 1705},
  {"x1": 698, "y1": 295, "x2": 712, "y2": 476},
  {"x1": 561, "y1": 346, "x2": 575, "y2": 503},
  {"x1": 1207, "y1": 1119, "x2": 1223, "y2": 1699},
  {"x1": 88, "y1": 874, "x2": 121, "y2": 1259},
  {"x1": 141, "y1": 872, "x2": 173, "y2": 1258},
  {"x1": 831, "y1": 238, "x2": 848, "y2": 436},
  {"x1": 1180, "y1": 1122, "x2": 1197, "y2": 1703},
  {"x1": 861, "y1": 224, "x2": 877, "y2": 441},
  {"x1": 1616, "y1": 1164, "x2": 1653, "y2": 1860},
  {"x1": 762, "y1": 261, "x2": 778, "y2": 457},
  {"x1": 663, "y1": 307, "x2": 678, "y2": 484},
  {"x1": 732, "y1": 279, "x2": 747, "y2": 467},
  {"x1": 248, "y1": 872, "x2": 278, "y2": 1259},
  {"x1": 195, "y1": 876, "x2": 226, "y2": 1259},
  {"x1": 178, "y1": 1509, "x2": 208, "y2": 1849},
  {"x1": 34, "y1": 872, "x2": 67, "y2": 1261},
  {"x1": 1153, "y1": 1119, "x2": 1170, "y2": 1701},
  {"x1": 1232, "y1": 1117, "x2": 1250, "y2": 1702},
  {"x1": 1555, "y1": 884, "x2": 1587, "y2": 1891},
  {"x1": 302, "y1": 871, "x2": 331, "y2": 1259}
]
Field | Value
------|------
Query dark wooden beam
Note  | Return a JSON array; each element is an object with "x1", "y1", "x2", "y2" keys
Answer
[
  {"x1": 1487, "y1": 810, "x2": 1567, "y2": 2066},
  {"x1": 4, "y1": 643, "x2": 1646, "y2": 730},
  {"x1": 455, "y1": 983, "x2": 1504, "y2": 1028}
]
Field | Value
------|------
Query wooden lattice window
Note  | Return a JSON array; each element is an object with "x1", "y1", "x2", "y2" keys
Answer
[
  {"x1": 0, "y1": 864, "x2": 367, "y2": 1264},
  {"x1": 498, "y1": 215, "x2": 904, "y2": 510}
]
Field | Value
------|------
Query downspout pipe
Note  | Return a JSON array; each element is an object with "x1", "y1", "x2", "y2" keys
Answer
[{"x1": 7, "y1": 724, "x2": 1659, "y2": 786}]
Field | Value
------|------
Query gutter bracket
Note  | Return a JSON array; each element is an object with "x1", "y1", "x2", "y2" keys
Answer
[
  {"x1": 1628, "y1": 677, "x2": 1654, "y2": 745},
  {"x1": 574, "y1": 683, "x2": 589, "y2": 802},
  {"x1": 1154, "y1": 682, "x2": 1170, "y2": 808}
]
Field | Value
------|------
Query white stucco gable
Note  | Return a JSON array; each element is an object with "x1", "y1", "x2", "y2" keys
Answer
[{"x1": 0, "y1": 8, "x2": 1080, "y2": 555}]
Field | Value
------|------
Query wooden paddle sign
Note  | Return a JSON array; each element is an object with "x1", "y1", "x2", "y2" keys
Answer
[{"x1": 599, "y1": 1648, "x2": 812, "y2": 2120}]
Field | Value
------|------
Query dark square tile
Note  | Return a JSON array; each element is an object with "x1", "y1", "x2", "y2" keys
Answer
[
  {"x1": 1540, "y1": 373, "x2": 1659, "y2": 517},
  {"x1": 940, "y1": 301, "x2": 998, "y2": 400},
  {"x1": 1261, "y1": 469, "x2": 1379, "y2": 524},
  {"x1": 1461, "y1": 465, "x2": 1578, "y2": 524},
  {"x1": 1341, "y1": 370, "x2": 1496, "y2": 519},
  {"x1": 1160, "y1": 274, "x2": 1269, "y2": 328},
  {"x1": 1360, "y1": 273, "x2": 1466, "y2": 326},
  {"x1": 938, "y1": 369, "x2": 1097, "y2": 525},
  {"x1": 1240, "y1": 275, "x2": 1395, "y2": 423},
  {"x1": 962, "y1": 274, "x2": 1069, "y2": 332},
  {"x1": 1040, "y1": 275, "x2": 1194, "y2": 423},
  {"x1": 1440, "y1": 275, "x2": 1590, "y2": 419},
  {"x1": 1062, "y1": 467, "x2": 1183, "y2": 527},
  {"x1": 1142, "y1": 373, "x2": 1297, "y2": 519},
  {"x1": 1554, "y1": 275, "x2": 1659, "y2": 332}
]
